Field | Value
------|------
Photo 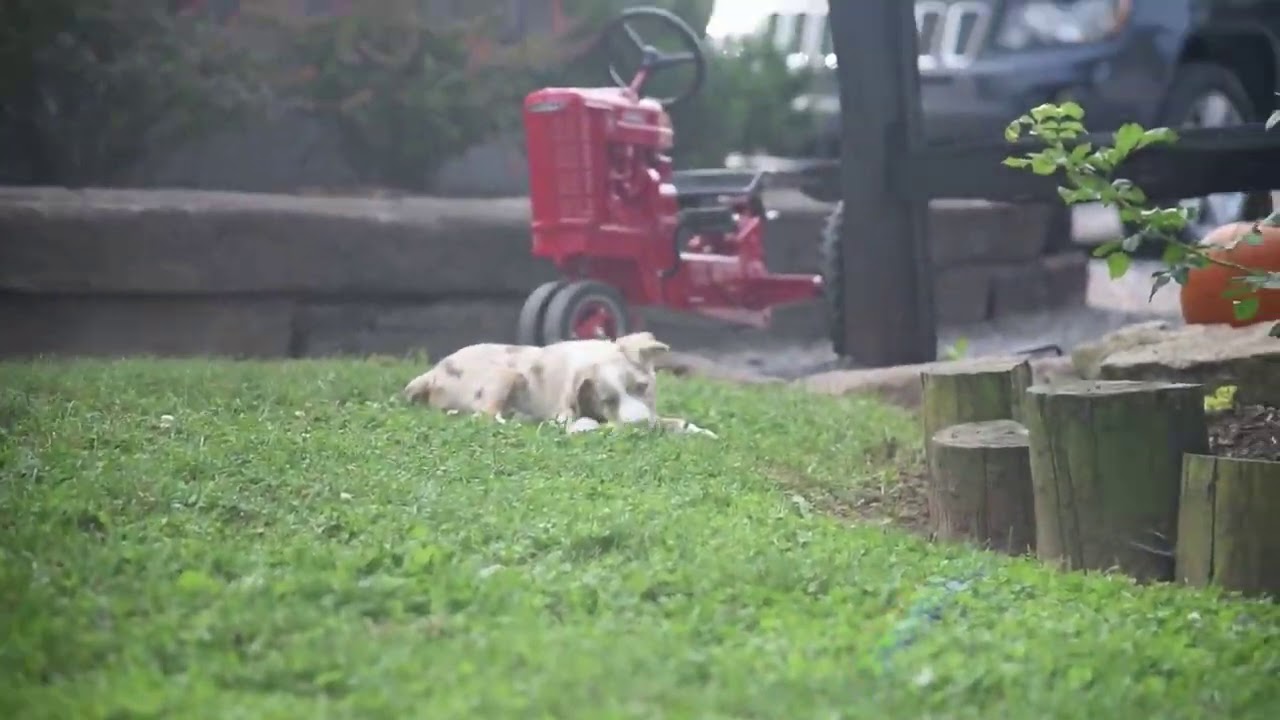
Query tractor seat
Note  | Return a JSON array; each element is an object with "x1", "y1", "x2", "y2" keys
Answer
[{"x1": 670, "y1": 168, "x2": 765, "y2": 208}]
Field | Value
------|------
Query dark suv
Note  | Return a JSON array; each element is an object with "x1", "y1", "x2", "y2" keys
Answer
[{"x1": 741, "y1": 0, "x2": 1280, "y2": 245}]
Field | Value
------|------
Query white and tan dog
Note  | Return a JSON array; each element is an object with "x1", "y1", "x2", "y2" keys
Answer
[{"x1": 402, "y1": 332, "x2": 716, "y2": 437}]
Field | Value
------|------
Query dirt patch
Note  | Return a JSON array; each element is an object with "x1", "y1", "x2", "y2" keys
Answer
[
  {"x1": 770, "y1": 439, "x2": 932, "y2": 537},
  {"x1": 1208, "y1": 404, "x2": 1280, "y2": 461},
  {"x1": 856, "y1": 466, "x2": 931, "y2": 537}
]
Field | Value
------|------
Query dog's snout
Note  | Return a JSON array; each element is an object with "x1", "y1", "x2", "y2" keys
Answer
[{"x1": 617, "y1": 395, "x2": 655, "y2": 425}]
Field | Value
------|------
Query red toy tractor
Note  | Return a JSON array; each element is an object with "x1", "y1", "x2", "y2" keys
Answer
[{"x1": 516, "y1": 7, "x2": 824, "y2": 345}]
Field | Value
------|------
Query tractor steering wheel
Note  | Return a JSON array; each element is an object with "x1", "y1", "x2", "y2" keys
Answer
[{"x1": 600, "y1": 7, "x2": 707, "y2": 108}]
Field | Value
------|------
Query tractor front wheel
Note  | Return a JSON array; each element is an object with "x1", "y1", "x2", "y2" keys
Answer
[
  {"x1": 541, "y1": 280, "x2": 630, "y2": 343},
  {"x1": 516, "y1": 280, "x2": 566, "y2": 346}
]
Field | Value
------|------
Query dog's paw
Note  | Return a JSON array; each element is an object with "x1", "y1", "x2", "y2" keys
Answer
[
  {"x1": 683, "y1": 422, "x2": 718, "y2": 439},
  {"x1": 567, "y1": 417, "x2": 603, "y2": 434}
]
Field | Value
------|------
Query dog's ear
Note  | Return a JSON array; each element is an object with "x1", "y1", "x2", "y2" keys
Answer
[
  {"x1": 402, "y1": 371, "x2": 435, "y2": 404},
  {"x1": 564, "y1": 370, "x2": 604, "y2": 422},
  {"x1": 615, "y1": 332, "x2": 670, "y2": 366}
]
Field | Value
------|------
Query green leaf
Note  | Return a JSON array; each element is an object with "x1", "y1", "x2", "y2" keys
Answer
[
  {"x1": 1058, "y1": 186, "x2": 1097, "y2": 204},
  {"x1": 1268, "y1": 110, "x2": 1280, "y2": 131},
  {"x1": 1030, "y1": 155, "x2": 1057, "y2": 175},
  {"x1": 1161, "y1": 242, "x2": 1188, "y2": 266},
  {"x1": 1059, "y1": 101, "x2": 1085, "y2": 120},
  {"x1": 1092, "y1": 240, "x2": 1122, "y2": 258},
  {"x1": 1113, "y1": 122, "x2": 1145, "y2": 156},
  {"x1": 1090, "y1": 150, "x2": 1116, "y2": 172},
  {"x1": 1071, "y1": 172, "x2": 1109, "y2": 194},
  {"x1": 1141, "y1": 207, "x2": 1190, "y2": 232},
  {"x1": 1121, "y1": 233, "x2": 1143, "y2": 253},
  {"x1": 1004, "y1": 122, "x2": 1022, "y2": 142},
  {"x1": 1033, "y1": 127, "x2": 1061, "y2": 142},
  {"x1": 1138, "y1": 126, "x2": 1178, "y2": 148},
  {"x1": 1068, "y1": 143, "x2": 1093, "y2": 163},
  {"x1": 1231, "y1": 295, "x2": 1261, "y2": 322},
  {"x1": 1002, "y1": 157, "x2": 1032, "y2": 168},
  {"x1": 1030, "y1": 103, "x2": 1063, "y2": 122},
  {"x1": 1106, "y1": 251, "x2": 1131, "y2": 279}
]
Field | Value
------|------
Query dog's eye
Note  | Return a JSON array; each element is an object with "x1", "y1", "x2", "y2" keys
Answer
[{"x1": 632, "y1": 381, "x2": 650, "y2": 394}]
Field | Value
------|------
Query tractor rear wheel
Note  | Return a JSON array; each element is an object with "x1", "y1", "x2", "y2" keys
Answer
[
  {"x1": 516, "y1": 280, "x2": 566, "y2": 346},
  {"x1": 541, "y1": 280, "x2": 630, "y2": 343},
  {"x1": 818, "y1": 202, "x2": 847, "y2": 355}
]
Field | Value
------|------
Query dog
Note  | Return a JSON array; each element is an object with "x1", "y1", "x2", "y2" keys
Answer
[{"x1": 402, "y1": 332, "x2": 716, "y2": 437}]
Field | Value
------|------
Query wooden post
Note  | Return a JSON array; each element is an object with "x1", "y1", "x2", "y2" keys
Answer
[
  {"x1": 826, "y1": 0, "x2": 935, "y2": 366},
  {"x1": 1023, "y1": 380, "x2": 1209, "y2": 581},
  {"x1": 1177, "y1": 454, "x2": 1280, "y2": 599},
  {"x1": 920, "y1": 356, "x2": 1033, "y2": 468},
  {"x1": 929, "y1": 419, "x2": 1036, "y2": 555}
]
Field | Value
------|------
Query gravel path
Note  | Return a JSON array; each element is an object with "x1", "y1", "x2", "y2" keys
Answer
[{"x1": 684, "y1": 258, "x2": 1181, "y2": 380}]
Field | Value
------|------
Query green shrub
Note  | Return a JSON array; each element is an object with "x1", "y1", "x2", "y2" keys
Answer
[
  {"x1": 241, "y1": 0, "x2": 540, "y2": 191},
  {"x1": 0, "y1": 0, "x2": 812, "y2": 191}
]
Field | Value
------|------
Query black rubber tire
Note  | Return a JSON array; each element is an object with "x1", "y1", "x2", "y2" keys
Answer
[
  {"x1": 1135, "y1": 61, "x2": 1272, "y2": 252},
  {"x1": 516, "y1": 280, "x2": 566, "y2": 346},
  {"x1": 818, "y1": 202, "x2": 847, "y2": 356},
  {"x1": 540, "y1": 280, "x2": 630, "y2": 344}
]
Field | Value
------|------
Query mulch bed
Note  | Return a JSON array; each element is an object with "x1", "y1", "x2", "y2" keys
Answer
[{"x1": 1208, "y1": 404, "x2": 1280, "y2": 461}]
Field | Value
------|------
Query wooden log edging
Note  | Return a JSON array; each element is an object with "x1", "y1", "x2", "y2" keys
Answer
[
  {"x1": 1023, "y1": 380, "x2": 1209, "y2": 582},
  {"x1": 1177, "y1": 453, "x2": 1280, "y2": 599},
  {"x1": 920, "y1": 356, "x2": 1032, "y2": 467},
  {"x1": 928, "y1": 419, "x2": 1036, "y2": 555}
]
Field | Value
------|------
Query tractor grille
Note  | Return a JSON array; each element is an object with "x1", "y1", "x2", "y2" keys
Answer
[
  {"x1": 915, "y1": 0, "x2": 993, "y2": 71},
  {"x1": 547, "y1": 111, "x2": 592, "y2": 220}
]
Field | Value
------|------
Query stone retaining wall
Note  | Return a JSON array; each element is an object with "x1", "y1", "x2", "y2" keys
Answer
[{"x1": 0, "y1": 186, "x2": 1085, "y2": 360}]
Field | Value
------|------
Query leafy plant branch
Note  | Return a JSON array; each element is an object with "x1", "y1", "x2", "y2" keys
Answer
[{"x1": 1002, "y1": 102, "x2": 1280, "y2": 324}]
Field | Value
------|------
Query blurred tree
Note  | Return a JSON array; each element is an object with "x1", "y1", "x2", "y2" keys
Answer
[{"x1": 0, "y1": 0, "x2": 260, "y2": 184}]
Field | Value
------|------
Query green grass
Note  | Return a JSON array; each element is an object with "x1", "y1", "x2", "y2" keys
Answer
[{"x1": 1, "y1": 358, "x2": 1277, "y2": 720}]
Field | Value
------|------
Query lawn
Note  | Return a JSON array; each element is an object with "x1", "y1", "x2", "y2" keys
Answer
[{"x1": 1, "y1": 358, "x2": 1278, "y2": 720}]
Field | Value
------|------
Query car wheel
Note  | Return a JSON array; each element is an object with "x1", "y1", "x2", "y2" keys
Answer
[{"x1": 1143, "y1": 62, "x2": 1272, "y2": 250}]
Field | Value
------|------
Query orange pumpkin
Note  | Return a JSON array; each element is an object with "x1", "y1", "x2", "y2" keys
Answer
[{"x1": 1179, "y1": 220, "x2": 1280, "y2": 326}]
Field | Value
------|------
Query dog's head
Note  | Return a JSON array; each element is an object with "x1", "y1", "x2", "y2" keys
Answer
[{"x1": 569, "y1": 332, "x2": 670, "y2": 426}]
